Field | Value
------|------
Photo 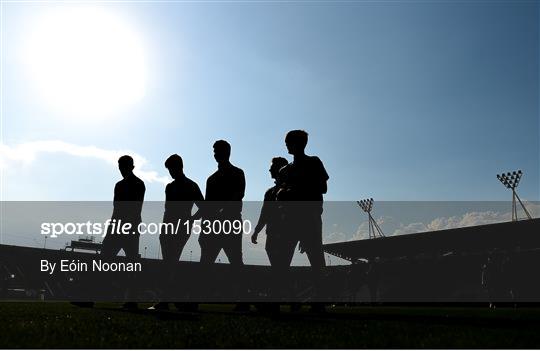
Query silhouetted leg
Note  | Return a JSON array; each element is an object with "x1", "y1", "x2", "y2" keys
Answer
[
  {"x1": 120, "y1": 236, "x2": 140, "y2": 309},
  {"x1": 282, "y1": 238, "x2": 298, "y2": 268},
  {"x1": 190, "y1": 238, "x2": 221, "y2": 311},
  {"x1": 265, "y1": 246, "x2": 279, "y2": 300},
  {"x1": 72, "y1": 235, "x2": 121, "y2": 308},
  {"x1": 264, "y1": 237, "x2": 281, "y2": 309},
  {"x1": 267, "y1": 249, "x2": 288, "y2": 304},
  {"x1": 305, "y1": 243, "x2": 325, "y2": 307},
  {"x1": 173, "y1": 238, "x2": 198, "y2": 311},
  {"x1": 199, "y1": 240, "x2": 221, "y2": 264},
  {"x1": 265, "y1": 235, "x2": 276, "y2": 267},
  {"x1": 222, "y1": 234, "x2": 243, "y2": 266},
  {"x1": 282, "y1": 239, "x2": 300, "y2": 303},
  {"x1": 303, "y1": 213, "x2": 325, "y2": 271},
  {"x1": 157, "y1": 236, "x2": 175, "y2": 308},
  {"x1": 123, "y1": 235, "x2": 140, "y2": 259},
  {"x1": 265, "y1": 235, "x2": 298, "y2": 307},
  {"x1": 177, "y1": 234, "x2": 190, "y2": 260},
  {"x1": 303, "y1": 215, "x2": 326, "y2": 310},
  {"x1": 267, "y1": 235, "x2": 296, "y2": 266},
  {"x1": 160, "y1": 236, "x2": 179, "y2": 263},
  {"x1": 73, "y1": 234, "x2": 121, "y2": 307},
  {"x1": 223, "y1": 235, "x2": 249, "y2": 311},
  {"x1": 162, "y1": 234, "x2": 190, "y2": 309},
  {"x1": 305, "y1": 246, "x2": 325, "y2": 270},
  {"x1": 100, "y1": 235, "x2": 122, "y2": 257}
]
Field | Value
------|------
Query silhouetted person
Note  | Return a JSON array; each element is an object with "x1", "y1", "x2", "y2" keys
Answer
[
  {"x1": 101, "y1": 155, "x2": 146, "y2": 258},
  {"x1": 252, "y1": 157, "x2": 296, "y2": 310},
  {"x1": 154, "y1": 154, "x2": 204, "y2": 311},
  {"x1": 160, "y1": 154, "x2": 204, "y2": 263},
  {"x1": 278, "y1": 130, "x2": 329, "y2": 269},
  {"x1": 101, "y1": 155, "x2": 145, "y2": 310},
  {"x1": 278, "y1": 130, "x2": 329, "y2": 311},
  {"x1": 199, "y1": 140, "x2": 246, "y2": 265},
  {"x1": 252, "y1": 157, "x2": 295, "y2": 267},
  {"x1": 197, "y1": 140, "x2": 248, "y2": 311}
]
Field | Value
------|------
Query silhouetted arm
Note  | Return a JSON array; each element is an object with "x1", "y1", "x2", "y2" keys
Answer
[
  {"x1": 111, "y1": 182, "x2": 119, "y2": 218},
  {"x1": 319, "y1": 180, "x2": 328, "y2": 195},
  {"x1": 315, "y1": 157, "x2": 329, "y2": 195},
  {"x1": 135, "y1": 182, "x2": 146, "y2": 221},
  {"x1": 138, "y1": 182, "x2": 146, "y2": 201},
  {"x1": 232, "y1": 169, "x2": 246, "y2": 201},
  {"x1": 108, "y1": 182, "x2": 120, "y2": 235},
  {"x1": 252, "y1": 201, "x2": 269, "y2": 244},
  {"x1": 162, "y1": 183, "x2": 171, "y2": 222}
]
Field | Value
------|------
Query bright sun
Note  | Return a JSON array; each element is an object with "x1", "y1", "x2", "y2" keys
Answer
[{"x1": 23, "y1": 7, "x2": 146, "y2": 120}]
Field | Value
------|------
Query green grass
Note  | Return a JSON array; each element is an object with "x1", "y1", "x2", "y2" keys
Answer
[{"x1": 1, "y1": 302, "x2": 540, "y2": 348}]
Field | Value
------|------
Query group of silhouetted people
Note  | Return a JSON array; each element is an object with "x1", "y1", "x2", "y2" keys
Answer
[{"x1": 100, "y1": 130, "x2": 329, "y2": 311}]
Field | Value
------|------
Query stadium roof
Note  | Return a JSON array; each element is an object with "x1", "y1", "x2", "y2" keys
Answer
[{"x1": 323, "y1": 218, "x2": 540, "y2": 262}]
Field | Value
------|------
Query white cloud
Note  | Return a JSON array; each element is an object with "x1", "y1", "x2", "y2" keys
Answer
[
  {"x1": 0, "y1": 140, "x2": 169, "y2": 184},
  {"x1": 393, "y1": 222, "x2": 428, "y2": 236},
  {"x1": 391, "y1": 211, "x2": 511, "y2": 236},
  {"x1": 390, "y1": 205, "x2": 538, "y2": 236},
  {"x1": 425, "y1": 211, "x2": 511, "y2": 231},
  {"x1": 326, "y1": 231, "x2": 348, "y2": 243},
  {"x1": 352, "y1": 221, "x2": 371, "y2": 240},
  {"x1": 340, "y1": 204, "x2": 539, "y2": 243}
]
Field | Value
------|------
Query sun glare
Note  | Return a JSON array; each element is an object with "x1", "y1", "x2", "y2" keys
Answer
[{"x1": 22, "y1": 7, "x2": 147, "y2": 120}]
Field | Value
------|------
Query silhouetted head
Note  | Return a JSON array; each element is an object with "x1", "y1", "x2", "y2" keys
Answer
[
  {"x1": 165, "y1": 154, "x2": 183, "y2": 179},
  {"x1": 270, "y1": 157, "x2": 288, "y2": 180},
  {"x1": 213, "y1": 140, "x2": 231, "y2": 164},
  {"x1": 118, "y1": 155, "x2": 134, "y2": 178},
  {"x1": 285, "y1": 130, "x2": 308, "y2": 155}
]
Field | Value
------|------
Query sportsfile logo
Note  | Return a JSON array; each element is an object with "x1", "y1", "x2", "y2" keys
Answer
[{"x1": 40, "y1": 219, "x2": 253, "y2": 239}]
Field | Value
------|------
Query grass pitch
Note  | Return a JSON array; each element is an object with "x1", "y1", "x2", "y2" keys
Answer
[{"x1": 1, "y1": 302, "x2": 540, "y2": 348}]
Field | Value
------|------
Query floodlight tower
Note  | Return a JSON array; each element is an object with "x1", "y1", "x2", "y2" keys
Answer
[
  {"x1": 357, "y1": 198, "x2": 385, "y2": 239},
  {"x1": 496, "y1": 170, "x2": 532, "y2": 221}
]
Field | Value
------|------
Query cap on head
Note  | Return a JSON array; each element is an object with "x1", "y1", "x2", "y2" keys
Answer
[{"x1": 165, "y1": 154, "x2": 183, "y2": 170}]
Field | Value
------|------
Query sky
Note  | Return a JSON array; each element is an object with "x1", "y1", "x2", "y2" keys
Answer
[{"x1": 0, "y1": 0, "x2": 538, "y2": 263}]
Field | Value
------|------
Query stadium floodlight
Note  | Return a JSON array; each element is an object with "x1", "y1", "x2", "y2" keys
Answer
[
  {"x1": 356, "y1": 198, "x2": 385, "y2": 239},
  {"x1": 497, "y1": 170, "x2": 532, "y2": 221},
  {"x1": 358, "y1": 198, "x2": 374, "y2": 213}
]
